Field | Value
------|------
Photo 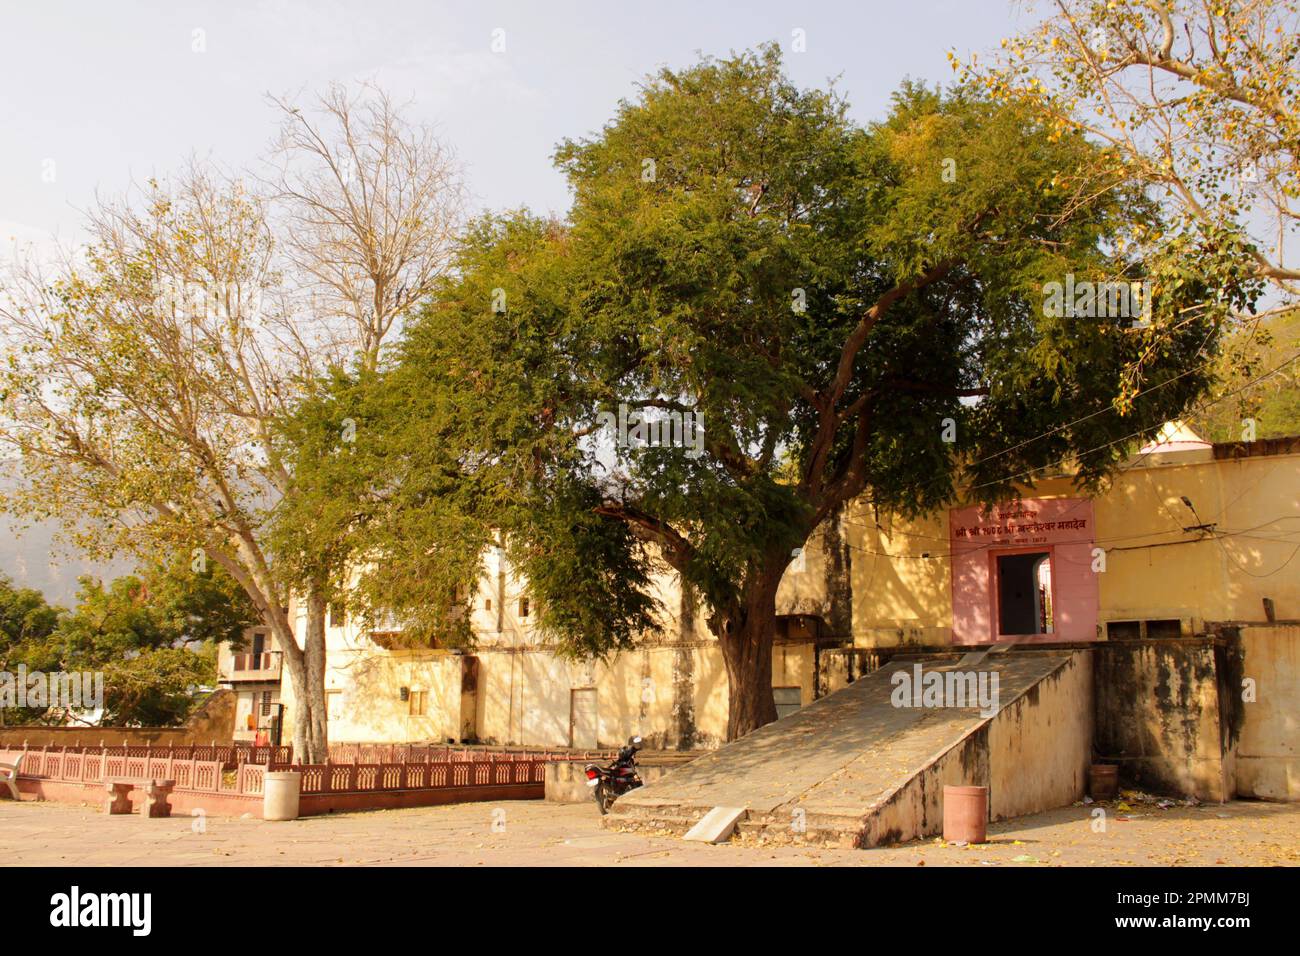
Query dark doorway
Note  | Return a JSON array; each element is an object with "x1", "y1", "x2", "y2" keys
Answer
[{"x1": 996, "y1": 552, "x2": 1052, "y2": 636}]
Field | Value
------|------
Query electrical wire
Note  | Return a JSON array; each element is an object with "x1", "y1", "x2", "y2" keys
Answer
[
  {"x1": 822, "y1": 348, "x2": 1300, "y2": 567},
  {"x1": 963, "y1": 347, "x2": 1300, "y2": 493},
  {"x1": 964, "y1": 313, "x2": 1276, "y2": 469}
]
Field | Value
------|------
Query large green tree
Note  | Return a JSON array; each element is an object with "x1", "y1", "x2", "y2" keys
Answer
[
  {"x1": 54, "y1": 575, "x2": 218, "y2": 726},
  {"x1": 285, "y1": 47, "x2": 1254, "y2": 739},
  {"x1": 139, "y1": 553, "x2": 262, "y2": 651}
]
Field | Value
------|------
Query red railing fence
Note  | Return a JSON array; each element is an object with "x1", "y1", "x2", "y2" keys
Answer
[{"x1": 1, "y1": 742, "x2": 612, "y2": 798}]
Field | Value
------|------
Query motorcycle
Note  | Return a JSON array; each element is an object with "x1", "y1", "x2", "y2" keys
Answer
[{"x1": 584, "y1": 735, "x2": 644, "y2": 814}]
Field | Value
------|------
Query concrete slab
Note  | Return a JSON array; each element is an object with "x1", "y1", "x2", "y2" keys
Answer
[
  {"x1": 608, "y1": 650, "x2": 1087, "y2": 846},
  {"x1": 616, "y1": 652, "x2": 1069, "y2": 814},
  {"x1": 683, "y1": 806, "x2": 746, "y2": 844}
]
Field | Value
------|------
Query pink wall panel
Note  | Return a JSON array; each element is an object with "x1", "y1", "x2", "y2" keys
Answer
[{"x1": 949, "y1": 497, "x2": 1099, "y2": 645}]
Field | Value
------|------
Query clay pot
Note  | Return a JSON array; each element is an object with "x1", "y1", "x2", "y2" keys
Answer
[
  {"x1": 943, "y1": 785, "x2": 988, "y2": 844},
  {"x1": 1089, "y1": 764, "x2": 1119, "y2": 800}
]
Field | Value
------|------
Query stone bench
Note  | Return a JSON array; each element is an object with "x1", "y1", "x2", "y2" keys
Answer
[
  {"x1": 0, "y1": 754, "x2": 21, "y2": 801},
  {"x1": 104, "y1": 778, "x2": 176, "y2": 817}
]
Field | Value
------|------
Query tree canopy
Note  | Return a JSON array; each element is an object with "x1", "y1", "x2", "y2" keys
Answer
[
  {"x1": 959, "y1": 0, "x2": 1299, "y2": 305},
  {"x1": 1191, "y1": 306, "x2": 1300, "y2": 441},
  {"x1": 281, "y1": 46, "x2": 1254, "y2": 738}
]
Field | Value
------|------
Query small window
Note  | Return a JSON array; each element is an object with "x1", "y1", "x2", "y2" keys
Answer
[
  {"x1": 1106, "y1": 620, "x2": 1142, "y2": 641},
  {"x1": 408, "y1": 690, "x2": 427, "y2": 716},
  {"x1": 260, "y1": 691, "x2": 272, "y2": 717},
  {"x1": 1146, "y1": 619, "x2": 1182, "y2": 640},
  {"x1": 329, "y1": 601, "x2": 346, "y2": 628},
  {"x1": 519, "y1": 597, "x2": 530, "y2": 618},
  {"x1": 484, "y1": 598, "x2": 492, "y2": 611},
  {"x1": 325, "y1": 689, "x2": 342, "y2": 721}
]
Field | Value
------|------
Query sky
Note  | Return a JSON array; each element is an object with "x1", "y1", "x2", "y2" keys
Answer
[{"x1": 0, "y1": 0, "x2": 1036, "y2": 251}]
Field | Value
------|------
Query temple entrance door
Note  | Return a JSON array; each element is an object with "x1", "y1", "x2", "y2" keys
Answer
[{"x1": 995, "y1": 550, "x2": 1053, "y2": 637}]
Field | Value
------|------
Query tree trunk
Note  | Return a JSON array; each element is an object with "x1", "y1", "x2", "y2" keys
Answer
[
  {"x1": 209, "y1": 545, "x2": 330, "y2": 762},
  {"x1": 713, "y1": 563, "x2": 784, "y2": 741},
  {"x1": 299, "y1": 588, "x2": 330, "y2": 762},
  {"x1": 276, "y1": 588, "x2": 329, "y2": 763},
  {"x1": 277, "y1": 635, "x2": 309, "y2": 759}
]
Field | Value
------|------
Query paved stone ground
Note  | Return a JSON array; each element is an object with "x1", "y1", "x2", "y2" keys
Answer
[{"x1": 2, "y1": 795, "x2": 1296, "y2": 866}]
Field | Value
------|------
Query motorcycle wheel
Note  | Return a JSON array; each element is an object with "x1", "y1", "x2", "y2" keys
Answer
[{"x1": 595, "y1": 783, "x2": 614, "y2": 815}]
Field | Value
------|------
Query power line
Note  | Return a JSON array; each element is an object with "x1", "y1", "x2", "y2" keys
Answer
[
  {"x1": 964, "y1": 347, "x2": 1300, "y2": 494},
  {"x1": 837, "y1": 349, "x2": 1300, "y2": 560},
  {"x1": 968, "y1": 351, "x2": 1219, "y2": 468},
  {"x1": 1212, "y1": 534, "x2": 1300, "y2": 579},
  {"x1": 964, "y1": 313, "x2": 1278, "y2": 470}
]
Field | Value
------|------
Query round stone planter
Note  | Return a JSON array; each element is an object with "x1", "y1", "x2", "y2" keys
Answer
[
  {"x1": 942, "y1": 785, "x2": 989, "y2": 844},
  {"x1": 263, "y1": 771, "x2": 302, "y2": 821}
]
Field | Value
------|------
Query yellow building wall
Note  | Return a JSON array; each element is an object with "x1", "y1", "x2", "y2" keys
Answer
[
  {"x1": 279, "y1": 549, "x2": 808, "y2": 750},
  {"x1": 845, "y1": 449, "x2": 1300, "y2": 646},
  {"x1": 987, "y1": 651, "x2": 1094, "y2": 820},
  {"x1": 845, "y1": 501, "x2": 953, "y2": 647},
  {"x1": 281, "y1": 640, "x2": 745, "y2": 750},
  {"x1": 773, "y1": 642, "x2": 816, "y2": 704},
  {"x1": 1093, "y1": 640, "x2": 1234, "y2": 800},
  {"x1": 1097, "y1": 451, "x2": 1300, "y2": 629},
  {"x1": 274, "y1": 492, "x2": 857, "y2": 750},
  {"x1": 306, "y1": 648, "x2": 462, "y2": 743},
  {"x1": 774, "y1": 516, "x2": 841, "y2": 620}
]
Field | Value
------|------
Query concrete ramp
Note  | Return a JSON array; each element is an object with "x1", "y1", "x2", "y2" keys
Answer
[{"x1": 607, "y1": 649, "x2": 1093, "y2": 847}]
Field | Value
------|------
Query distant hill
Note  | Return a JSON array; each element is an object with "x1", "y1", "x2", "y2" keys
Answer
[{"x1": 0, "y1": 465, "x2": 132, "y2": 607}]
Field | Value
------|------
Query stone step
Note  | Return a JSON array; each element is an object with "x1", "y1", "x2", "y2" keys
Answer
[
  {"x1": 599, "y1": 810, "x2": 706, "y2": 836},
  {"x1": 683, "y1": 806, "x2": 747, "y2": 843}
]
